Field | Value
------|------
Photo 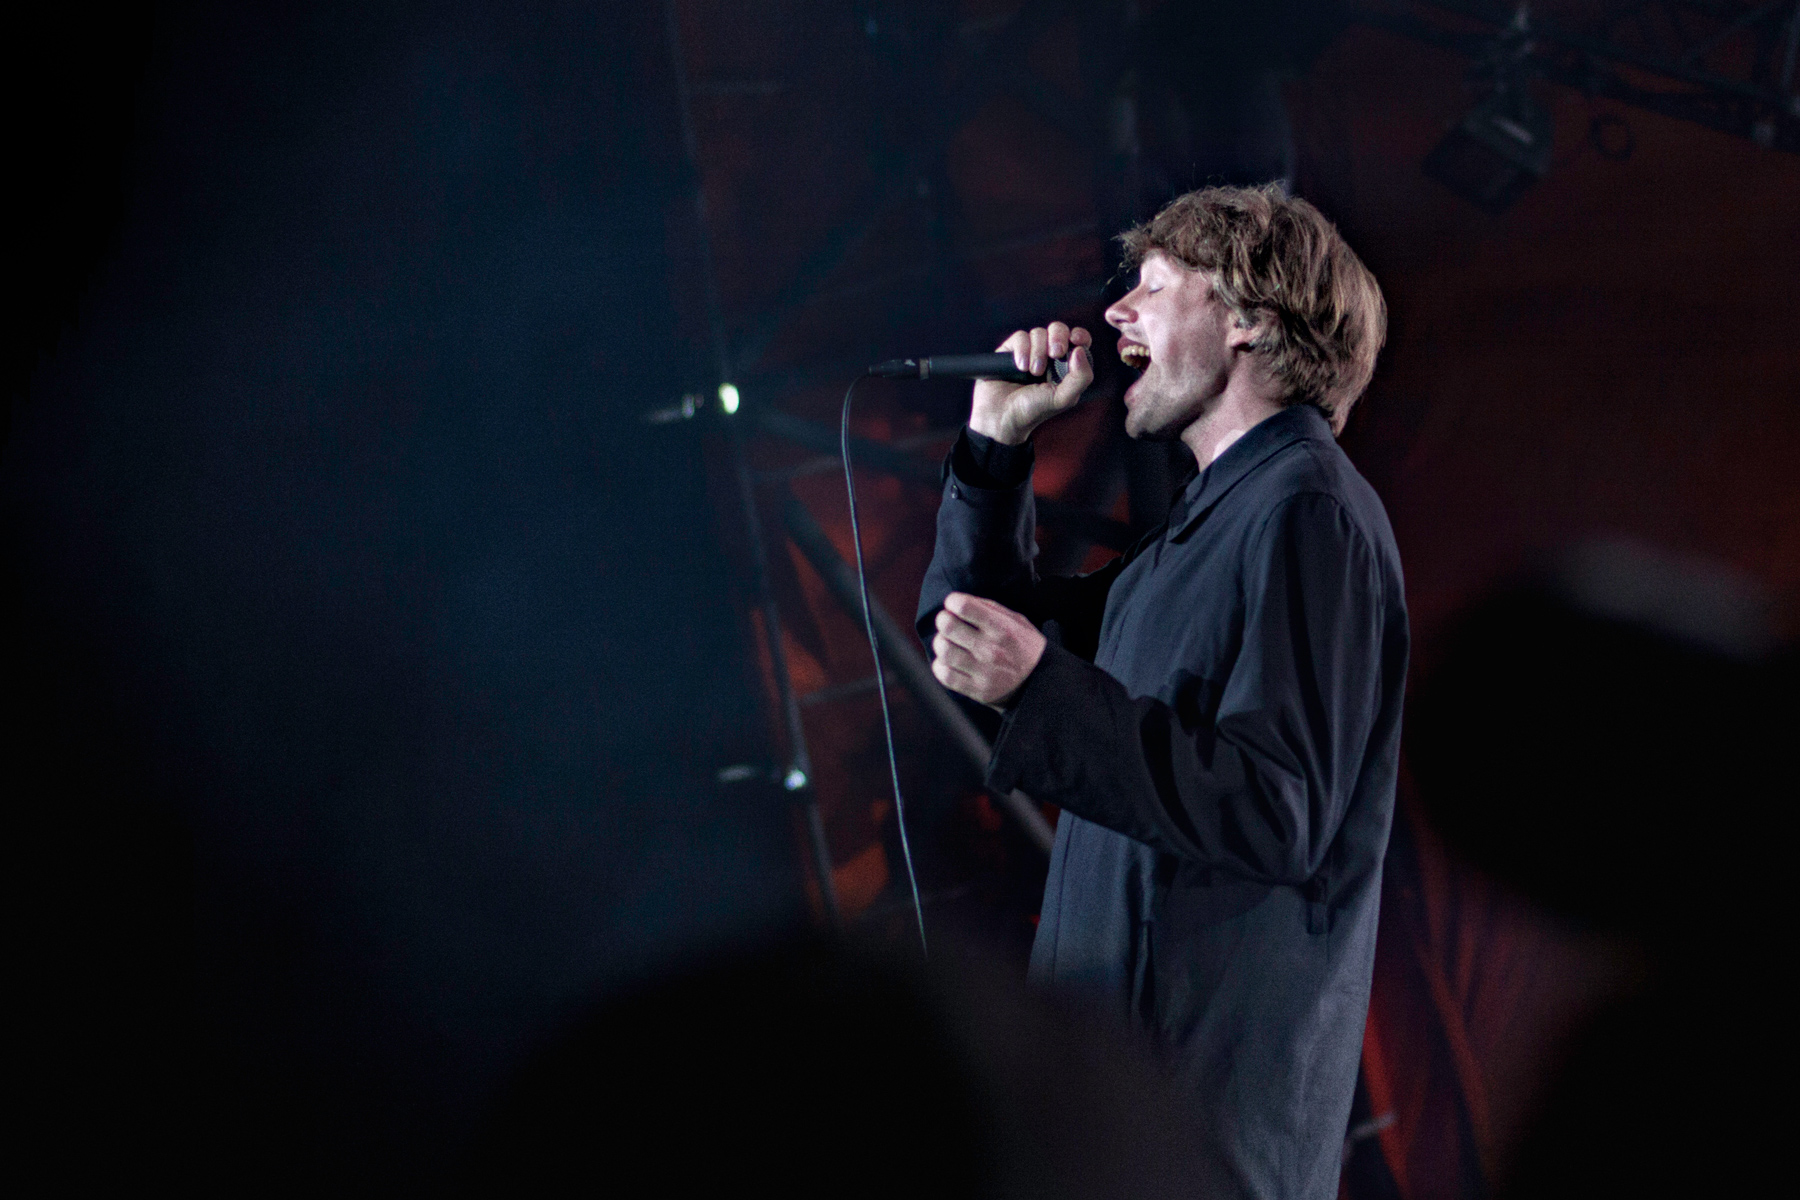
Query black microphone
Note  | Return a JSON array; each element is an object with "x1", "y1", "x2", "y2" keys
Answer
[{"x1": 867, "y1": 353, "x2": 1073, "y2": 385}]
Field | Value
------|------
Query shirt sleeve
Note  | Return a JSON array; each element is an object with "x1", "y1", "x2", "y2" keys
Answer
[
  {"x1": 985, "y1": 492, "x2": 1386, "y2": 884},
  {"x1": 954, "y1": 427, "x2": 1035, "y2": 489},
  {"x1": 916, "y1": 427, "x2": 1121, "y2": 661}
]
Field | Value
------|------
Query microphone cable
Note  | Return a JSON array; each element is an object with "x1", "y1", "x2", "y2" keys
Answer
[{"x1": 840, "y1": 377, "x2": 928, "y2": 956}]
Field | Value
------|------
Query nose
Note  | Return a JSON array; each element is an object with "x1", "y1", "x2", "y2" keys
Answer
[{"x1": 1104, "y1": 291, "x2": 1135, "y2": 330}]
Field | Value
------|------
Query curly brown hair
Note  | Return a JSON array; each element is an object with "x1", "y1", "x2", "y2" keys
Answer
[{"x1": 1119, "y1": 184, "x2": 1386, "y2": 434}]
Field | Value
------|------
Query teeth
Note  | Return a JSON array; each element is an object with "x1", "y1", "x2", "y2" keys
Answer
[{"x1": 1119, "y1": 343, "x2": 1150, "y2": 368}]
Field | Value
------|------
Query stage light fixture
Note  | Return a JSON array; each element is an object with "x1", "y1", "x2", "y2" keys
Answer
[
  {"x1": 1423, "y1": 5, "x2": 1552, "y2": 214},
  {"x1": 1424, "y1": 86, "x2": 1553, "y2": 213},
  {"x1": 718, "y1": 382, "x2": 741, "y2": 414}
]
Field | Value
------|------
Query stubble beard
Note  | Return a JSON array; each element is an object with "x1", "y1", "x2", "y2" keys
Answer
[{"x1": 1123, "y1": 373, "x2": 1209, "y2": 441}]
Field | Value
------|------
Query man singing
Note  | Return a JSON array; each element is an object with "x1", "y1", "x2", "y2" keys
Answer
[{"x1": 918, "y1": 185, "x2": 1407, "y2": 1200}]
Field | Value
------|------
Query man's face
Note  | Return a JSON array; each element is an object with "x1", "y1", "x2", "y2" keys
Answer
[{"x1": 1105, "y1": 251, "x2": 1244, "y2": 440}]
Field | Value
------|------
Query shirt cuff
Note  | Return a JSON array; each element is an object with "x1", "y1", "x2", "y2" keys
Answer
[
  {"x1": 952, "y1": 427, "x2": 1034, "y2": 490},
  {"x1": 985, "y1": 638, "x2": 1094, "y2": 802}
]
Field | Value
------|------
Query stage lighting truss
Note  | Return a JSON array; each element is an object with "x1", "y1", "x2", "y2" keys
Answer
[{"x1": 1352, "y1": 0, "x2": 1800, "y2": 160}]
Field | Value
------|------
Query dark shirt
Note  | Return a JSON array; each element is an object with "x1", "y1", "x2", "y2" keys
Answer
[{"x1": 919, "y1": 405, "x2": 1408, "y2": 1200}]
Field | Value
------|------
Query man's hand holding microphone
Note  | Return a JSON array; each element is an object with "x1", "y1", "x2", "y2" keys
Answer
[
  {"x1": 968, "y1": 321, "x2": 1094, "y2": 444},
  {"x1": 932, "y1": 322, "x2": 1093, "y2": 709}
]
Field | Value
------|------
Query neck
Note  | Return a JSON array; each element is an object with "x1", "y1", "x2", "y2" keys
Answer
[{"x1": 1179, "y1": 385, "x2": 1285, "y2": 470}]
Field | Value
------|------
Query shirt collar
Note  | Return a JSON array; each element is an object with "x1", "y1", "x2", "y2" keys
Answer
[{"x1": 1166, "y1": 404, "x2": 1333, "y2": 541}]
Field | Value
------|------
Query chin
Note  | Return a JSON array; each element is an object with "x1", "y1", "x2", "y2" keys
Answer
[
  {"x1": 1125, "y1": 382, "x2": 1208, "y2": 442},
  {"x1": 1123, "y1": 404, "x2": 1177, "y2": 442},
  {"x1": 1122, "y1": 391, "x2": 1154, "y2": 439}
]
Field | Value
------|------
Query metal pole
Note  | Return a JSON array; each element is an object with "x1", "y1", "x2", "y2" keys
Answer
[
  {"x1": 664, "y1": 0, "x2": 842, "y2": 925},
  {"x1": 780, "y1": 491, "x2": 1056, "y2": 854},
  {"x1": 729, "y1": 423, "x2": 843, "y2": 926}
]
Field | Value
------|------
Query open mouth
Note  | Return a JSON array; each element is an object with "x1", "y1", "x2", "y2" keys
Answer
[{"x1": 1118, "y1": 341, "x2": 1151, "y2": 372}]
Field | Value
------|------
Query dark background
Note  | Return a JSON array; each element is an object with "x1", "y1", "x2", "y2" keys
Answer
[
  {"x1": 6, "y1": 3, "x2": 803, "y2": 1190},
  {"x1": 7, "y1": 1, "x2": 1797, "y2": 1194}
]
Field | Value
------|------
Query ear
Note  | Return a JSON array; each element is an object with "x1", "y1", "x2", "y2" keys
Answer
[{"x1": 1227, "y1": 311, "x2": 1271, "y2": 354}]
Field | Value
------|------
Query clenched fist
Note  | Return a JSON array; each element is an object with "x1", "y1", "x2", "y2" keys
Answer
[{"x1": 930, "y1": 592, "x2": 1047, "y2": 708}]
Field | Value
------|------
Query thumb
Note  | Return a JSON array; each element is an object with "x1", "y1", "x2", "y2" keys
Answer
[{"x1": 1052, "y1": 345, "x2": 1093, "y2": 409}]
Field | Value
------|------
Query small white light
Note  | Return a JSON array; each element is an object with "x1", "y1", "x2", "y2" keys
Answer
[
  {"x1": 718, "y1": 382, "x2": 741, "y2": 414},
  {"x1": 782, "y1": 767, "x2": 808, "y2": 791}
]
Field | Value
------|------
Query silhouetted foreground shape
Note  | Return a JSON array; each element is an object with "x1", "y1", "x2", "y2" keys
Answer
[
  {"x1": 1409, "y1": 540, "x2": 1794, "y2": 1197},
  {"x1": 463, "y1": 936, "x2": 1208, "y2": 1198}
]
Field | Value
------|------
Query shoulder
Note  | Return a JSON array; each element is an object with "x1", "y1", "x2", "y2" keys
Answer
[
  {"x1": 1255, "y1": 436, "x2": 1398, "y2": 561},
  {"x1": 1242, "y1": 441, "x2": 1403, "y2": 611}
]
